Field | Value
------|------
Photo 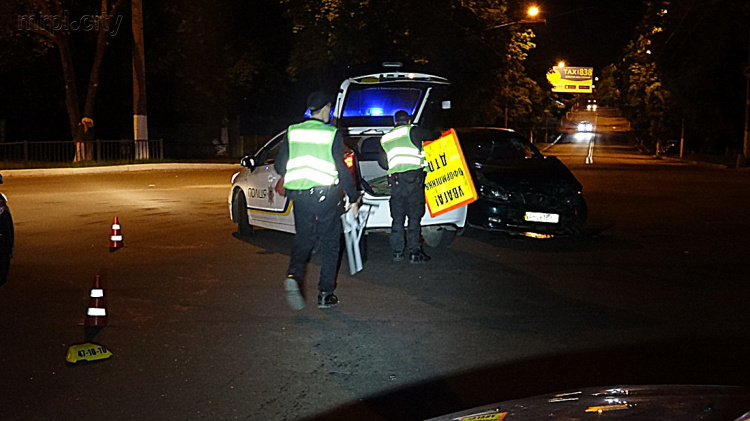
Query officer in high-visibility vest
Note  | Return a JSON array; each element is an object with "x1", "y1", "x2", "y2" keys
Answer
[
  {"x1": 274, "y1": 91, "x2": 360, "y2": 310},
  {"x1": 380, "y1": 110, "x2": 436, "y2": 264}
]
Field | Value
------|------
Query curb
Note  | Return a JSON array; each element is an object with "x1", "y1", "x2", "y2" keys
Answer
[
  {"x1": 0, "y1": 162, "x2": 241, "y2": 178},
  {"x1": 657, "y1": 156, "x2": 748, "y2": 170}
]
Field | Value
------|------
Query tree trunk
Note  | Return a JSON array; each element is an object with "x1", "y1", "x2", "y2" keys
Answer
[{"x1": 35, "y1": 0, "x2": 125, "y2": 162}]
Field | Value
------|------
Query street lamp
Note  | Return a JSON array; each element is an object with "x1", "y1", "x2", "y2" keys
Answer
[{"x1": 485, "y1": 6, "x2": 546, "y2": 31}]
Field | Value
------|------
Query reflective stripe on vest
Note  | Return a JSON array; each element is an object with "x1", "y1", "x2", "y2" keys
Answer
[
  {"x1": 284, "y1": 121, "x2": 339, "y2": 190},
  {"x1": 380, "y1": 125, "x2": 424, "y2": 175}
]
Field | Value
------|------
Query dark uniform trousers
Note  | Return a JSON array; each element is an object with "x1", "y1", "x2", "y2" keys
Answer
[
  {"x1": 0, "y1": 208, "x2": 13, "y2": 286},
  {"x1": 389, "y1": 169, "x2": 425, "y2": 254},
  {"x1": 286, "y1": 186, "x2": 341, "y2": 294}
]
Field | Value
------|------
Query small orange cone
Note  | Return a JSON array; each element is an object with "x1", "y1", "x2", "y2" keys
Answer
[
  {"x1": 85, "y1": 275, "x2": 107, "y2": 327},
  {"x1": 109, "y1": 216, "x2": 123, "y2": 252}
]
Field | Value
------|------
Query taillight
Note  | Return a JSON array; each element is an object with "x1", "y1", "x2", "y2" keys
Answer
[{"x1": 344, "y1": 153, "x2": 354, "y2": 168}]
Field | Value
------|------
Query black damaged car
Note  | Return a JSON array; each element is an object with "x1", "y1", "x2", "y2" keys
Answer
[{"x1": 456, "y1": 127, "x2": 587, "y2": 237}]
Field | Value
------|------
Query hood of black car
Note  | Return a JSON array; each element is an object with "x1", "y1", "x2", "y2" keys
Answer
[{"x1": 471, "y1": 156, "x2": 582, "y2": 191}]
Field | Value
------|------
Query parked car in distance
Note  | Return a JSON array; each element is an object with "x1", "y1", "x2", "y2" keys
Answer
[{"x1": 455, "y1": 127, "x2": 587, "y2": 237}]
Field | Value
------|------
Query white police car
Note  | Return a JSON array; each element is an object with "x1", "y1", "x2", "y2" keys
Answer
[{"x1": 229, "y1": 63, "x2": 467, "y2": 247}]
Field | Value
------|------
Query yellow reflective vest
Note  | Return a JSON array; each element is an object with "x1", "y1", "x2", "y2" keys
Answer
[
  {"x1": 284, "y1": 120, "x2": 339, "y2": 190},
  {"x1": 380, "y1": 125, "x2": 425, "y2": 175}
]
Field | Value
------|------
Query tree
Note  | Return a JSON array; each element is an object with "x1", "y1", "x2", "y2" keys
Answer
[
  {"x1": 613, "y1": 0, "x2": 749, "y2": 154},
  {"x1": 3, "y1": 0, "x2": 127, "y2": 161},
  {"x1": 649, "y1": 0, "x2": 749, "y2": 154},
  {"x1": 278, "y1": 0, "x2": 545, "y2": 127},
  {"x1": 596, "y1": 64, "x2": 620, "y2": 108},
  {"x1": 616, "y1": 2, "x2": 674, "y2": 149}
]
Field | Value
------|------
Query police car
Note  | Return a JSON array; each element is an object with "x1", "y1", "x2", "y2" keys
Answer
[{"x1": 229, "y1": 63, "x2": 467, "y2": 247}]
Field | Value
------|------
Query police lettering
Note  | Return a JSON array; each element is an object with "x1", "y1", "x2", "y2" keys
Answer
[
  {"x1": 433, "y1": 186, "x2": 465, "y2": 206},
  {"x1": 248, "y1": 188, "x2": 268, "y2": 199}
]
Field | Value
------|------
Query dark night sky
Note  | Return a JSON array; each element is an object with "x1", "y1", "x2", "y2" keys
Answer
[{"x1": 527, "y1": 0, "x2": 645, "y2": 77}]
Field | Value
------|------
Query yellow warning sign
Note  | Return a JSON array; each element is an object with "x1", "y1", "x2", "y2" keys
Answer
[
  {"x1": 423, "y1": 129, "x2": 477, "y2": 217},
  {"x1": 66, "y1": 343, "x2": 113, "y2": 363},
  {"x1": 459, "y1": 412, "x2": 508, "y2": 421}
]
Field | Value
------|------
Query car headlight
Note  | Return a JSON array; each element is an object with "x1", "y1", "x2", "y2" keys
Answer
[{"x1": 479, "y1": 185, "x2": 509, "y2": 201}]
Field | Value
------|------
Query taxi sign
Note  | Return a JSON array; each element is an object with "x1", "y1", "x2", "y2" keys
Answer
[
  {"x1": 546, "y1": 66, "x2": 593, "y2": 93},
  {"x1": 66, "y1": 343, "x2": 113, "y2": 363},
  {"x1": 423, "y1": 129, "x2": 477, "y2": 217}
]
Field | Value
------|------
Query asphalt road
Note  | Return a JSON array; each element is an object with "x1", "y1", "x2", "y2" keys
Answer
[{"x1": 1, "y1": 138, "x2": 750, "y2": 420}]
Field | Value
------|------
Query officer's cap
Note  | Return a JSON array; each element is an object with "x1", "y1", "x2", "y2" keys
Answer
[
  {"x1": 394, "y1": 110, "x2": 410, "y2": 124},
  {"x1": 306, "y1": 91, "x2": 332, "y2": 112}
]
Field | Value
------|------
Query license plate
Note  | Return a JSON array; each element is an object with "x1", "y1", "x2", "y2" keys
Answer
[{"x1": 524, "y1": 212, "x2": 559, "y2": 223}]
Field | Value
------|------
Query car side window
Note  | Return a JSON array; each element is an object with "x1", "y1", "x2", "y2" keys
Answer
[
  {"x1": 255, "y1": 135, "x2": 284, "y2": 166},
  {"x1": 264, "y1": 142, "x2": 280, "y2": 164}
]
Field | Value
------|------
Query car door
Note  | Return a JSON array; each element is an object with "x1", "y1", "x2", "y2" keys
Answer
[{"x1": 244, "y1": 133, "x2": 293, "y2": 227}]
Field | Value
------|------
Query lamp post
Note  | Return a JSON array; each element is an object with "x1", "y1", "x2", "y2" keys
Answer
[{"x1": 487, "y1": 6, "x2": 545, "y2": 128}]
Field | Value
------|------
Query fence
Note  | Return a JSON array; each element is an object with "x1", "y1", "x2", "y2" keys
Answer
[{"x1": 0, "y1": 139, "x2": 163, "y2": 163}]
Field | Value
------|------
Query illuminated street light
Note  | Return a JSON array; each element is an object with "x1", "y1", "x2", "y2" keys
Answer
[{"x1": 485, "y1": 6, "x2": 546, "y2": 31}]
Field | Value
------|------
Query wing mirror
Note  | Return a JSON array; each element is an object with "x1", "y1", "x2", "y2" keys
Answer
[{"x1": 240, "y1": 156, "x2": 255, "y2": 169}]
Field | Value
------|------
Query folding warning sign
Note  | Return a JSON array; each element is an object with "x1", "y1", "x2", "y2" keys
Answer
[{"x1": 423, "y1": 129, "x2": 477, "y2": 217}]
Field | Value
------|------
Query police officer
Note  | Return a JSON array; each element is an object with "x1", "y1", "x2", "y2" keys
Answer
[
  {"x1": 380, "y1": 110, "x2": 434, "y2": 264},
  {"x1": 274, "y1": 91, "x2": 360, "y2": 310},
  {"x1": 0, "y1": 193, "x2": 13, "y2": 287}
]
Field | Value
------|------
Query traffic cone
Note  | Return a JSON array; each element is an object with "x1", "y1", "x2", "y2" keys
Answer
[
  {"x1": 85, "y1": 275, "x2": 107, "y2": 327},
  {"x1": 109, "y1": 216, "x2": 123, "y2": 252}
]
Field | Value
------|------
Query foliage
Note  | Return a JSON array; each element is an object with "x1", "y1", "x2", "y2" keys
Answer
[
  {"x1": 614, "y1": 0, "x2": 749, "y2": 153},
  {"x1": 279, "y1": 0, "x2": 547, "y2": 128},
  {"x1": 0, "y1": 0, "x2": 127, "y2": 161},
  {"x1": 616, "y1": 3, "x2": 675, "y2": 148},
  {"x1": 596, "y1": 64, "x2": 620, "y2": 107}
]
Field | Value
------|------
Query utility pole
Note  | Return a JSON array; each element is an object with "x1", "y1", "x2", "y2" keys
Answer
[{"x1": 132, "y1": 0, "x2": 149, "y2": 159}]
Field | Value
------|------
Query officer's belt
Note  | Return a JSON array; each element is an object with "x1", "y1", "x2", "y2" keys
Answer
[{"x1": 287, "y1": 185, "x2": 338, "y2": 196}]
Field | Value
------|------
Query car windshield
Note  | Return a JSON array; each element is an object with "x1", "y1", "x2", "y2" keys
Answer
[{"x1": 459, "y1": 131, "x2": 542, "y2": 162}]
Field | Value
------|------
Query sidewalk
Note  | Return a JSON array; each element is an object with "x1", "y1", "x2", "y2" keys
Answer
[{"x1": 0, "y1": 162, "x2": 240, "y2": 178}]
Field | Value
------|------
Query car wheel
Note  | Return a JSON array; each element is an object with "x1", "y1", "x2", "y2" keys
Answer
[
  {"x1": 234, "y1": 191, "x2": 253, "y2": 236},
  {"x1": 422, "y1": 226, "x2": 456, "y2": 248}
]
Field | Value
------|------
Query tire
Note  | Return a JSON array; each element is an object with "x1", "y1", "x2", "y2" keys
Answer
[
  {"x1": 422, "y1": 226, "x2": 456, "y2": 248},
  {"x1": 234, "y1": 191, "x2": 253, "y2": 236}
]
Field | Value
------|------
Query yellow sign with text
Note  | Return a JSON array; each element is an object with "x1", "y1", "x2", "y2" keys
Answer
[
  {"x1": 459, "y1": 412, "x2": 507, "y2": 421},
  {"x1": 423, "y1": 129, "x2": 477, "y2": 217}
]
